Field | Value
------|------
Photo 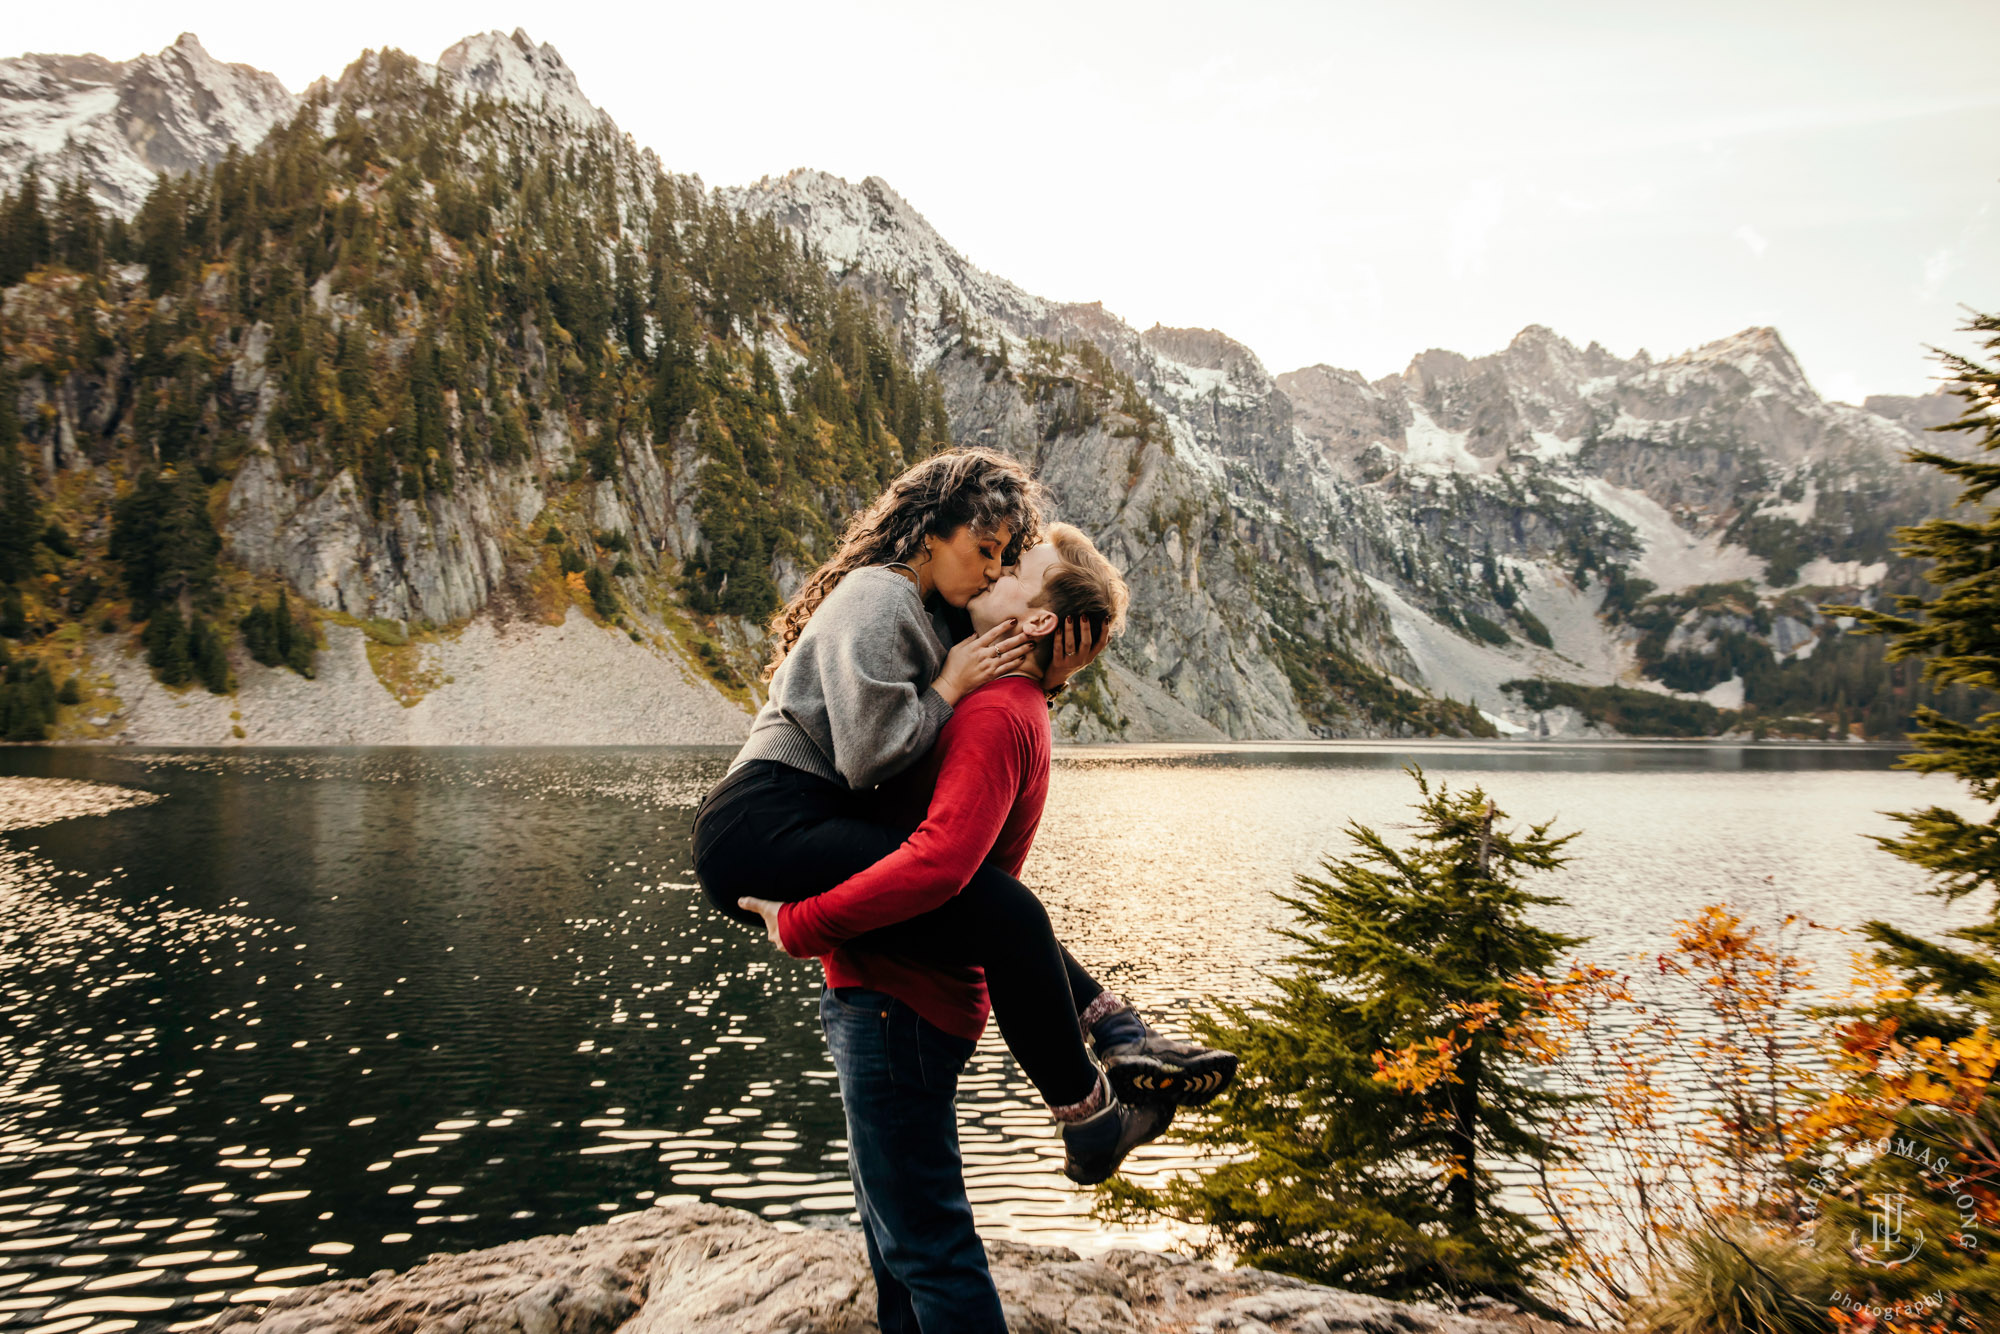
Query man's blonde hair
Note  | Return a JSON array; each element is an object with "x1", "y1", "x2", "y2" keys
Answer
[{"x1": 1031, "y1": 523, "x2": 1129, "y2": 641}]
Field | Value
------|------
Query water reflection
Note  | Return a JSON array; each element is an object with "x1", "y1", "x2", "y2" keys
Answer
[{"x1": 0, "y1": 743, "x2": 1980, "y2": 1330}]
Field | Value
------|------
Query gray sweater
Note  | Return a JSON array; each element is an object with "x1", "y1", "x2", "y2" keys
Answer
[{"x1": 731, "y1": 566, "x2": 956, "y2": 789}]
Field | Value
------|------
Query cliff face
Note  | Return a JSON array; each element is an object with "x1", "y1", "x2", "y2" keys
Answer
[
  {"x1": 725, "y1": 171, "x2": 1485, "y2": 741},
  {"x1": 0, "y1": 33, "x2": 1964, "y2": 745},
  {"x1": 1272, "y1": 325, "x2": 1953, "y2": 726},
  {"x1": 725, "y1": 168, "x2": 1954, "y2": 738}
]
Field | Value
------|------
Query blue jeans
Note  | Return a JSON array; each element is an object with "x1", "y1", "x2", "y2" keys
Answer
[{"x1": 819, "y1": 986, "x2": 1008, "y2": 1334}]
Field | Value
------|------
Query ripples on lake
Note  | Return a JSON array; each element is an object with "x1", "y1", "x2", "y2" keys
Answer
[{"x1": 0, "y1": 742, "x2": 1983, "y2": 1331}]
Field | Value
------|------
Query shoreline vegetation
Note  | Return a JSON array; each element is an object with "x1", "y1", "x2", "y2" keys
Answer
[{"x1": 1095, "y1": 766, "x2": 1997, "y2": 1329}]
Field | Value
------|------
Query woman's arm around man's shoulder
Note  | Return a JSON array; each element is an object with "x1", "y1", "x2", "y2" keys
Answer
[{"x1": 773, "y1": 685, "x2": 1040, "y2": 958}]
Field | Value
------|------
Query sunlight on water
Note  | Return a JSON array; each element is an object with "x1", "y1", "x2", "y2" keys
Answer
[{"x1": 0, "y1": 744, "x2": 1984, "y2": 1328}]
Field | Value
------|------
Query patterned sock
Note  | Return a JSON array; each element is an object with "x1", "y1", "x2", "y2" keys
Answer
[
  {"x1": 1076, "y1": 990, "x2": 1126, "y2": 1037},
  {"x1": 1047, "y1": 1071, "x2": 1108, "y2": 1123}
]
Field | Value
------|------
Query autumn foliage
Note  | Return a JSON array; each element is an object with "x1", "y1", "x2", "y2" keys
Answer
[{"x1": 1104, "y1": 770, "x2": 1995, "y2": 1330}]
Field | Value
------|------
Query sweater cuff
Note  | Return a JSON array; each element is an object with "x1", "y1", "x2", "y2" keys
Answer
[
  {"x1": 775, "y1": 901, "x2": 817, "y2": 959},
  {"x1": 919, "y1": 684, "x2": 954, "y2": 731}
]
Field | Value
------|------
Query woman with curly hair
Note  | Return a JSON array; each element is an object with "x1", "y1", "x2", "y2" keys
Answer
[{"x1": 689, "y1": 450, "x2": 1234, "y2": 1237}]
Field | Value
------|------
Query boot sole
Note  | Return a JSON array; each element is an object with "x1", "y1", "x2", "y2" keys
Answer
[{"x1": 1105, "y1": 1051, "x2": 1238, "y2": 1107}]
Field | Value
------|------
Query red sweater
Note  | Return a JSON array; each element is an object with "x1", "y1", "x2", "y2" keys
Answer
[{"x1": 777, "y1": 675, "x2": 1052, "y2": 1040}]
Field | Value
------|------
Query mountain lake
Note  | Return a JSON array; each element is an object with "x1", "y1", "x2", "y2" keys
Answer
[{"x1": 0, "y1": 742, "x2": 1987, "y2": 1331}]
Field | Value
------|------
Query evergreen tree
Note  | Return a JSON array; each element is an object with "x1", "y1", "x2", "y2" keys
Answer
[
  {"x1": 581, "y1": 426, "x2": 620, "y2": 481},
  {"x1": 1821, "y1": 311, "x2": 2000, "y2": 1329},
  {"x1": 142, "y1": 604, "x2": 193, "y2": 686},
  {"x1": 0, "y1": 166, "x2": 52, "y2": 286},
  {"x1": 493, "y1": 395, "x2": 530, "y2": 466},
  {"x1": 134, "y1": 173, "x2": 185, "y2": 297},
  {"x1": 584, "y1": 564, "x2": 618, "y2": 620},
  {"x1": 0, "y1": 645, "x2": 59, "y2": 741},
  {"x1": 1102, "y1": 769, "x2": 1585, "y2": 1318},
  {"x1": 0, "y1": 370, "x2": 39, "y2": 587},
  {"x1": 52, "y1": 174, "x2": 102, "y2": 273},
  {"x1": 649, "y1": 273, "x2": 702, "y2": 442},
  {"x1": 1828, "y1": 310, "x2": 2000, "y2": 1034},
  {"x1": 189, "y1": 614, "x2": 232, "y2": 693},
  {"x1": 110, "y1": 468, "x2": 221, "y2": 617},
  {"x1": 240, "y1": 589, "x2": 316, "y2": 677}
]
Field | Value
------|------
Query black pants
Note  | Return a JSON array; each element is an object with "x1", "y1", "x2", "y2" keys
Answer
[{"x1": 691, "y1": 759, "x2": 1103, "y2": 1108}]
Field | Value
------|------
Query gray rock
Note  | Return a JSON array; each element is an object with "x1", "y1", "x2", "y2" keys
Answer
[{"x1": 213, "y1": 1201, "x2": 1565, "y2": 1334}]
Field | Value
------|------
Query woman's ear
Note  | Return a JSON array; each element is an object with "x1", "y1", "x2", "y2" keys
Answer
[{"x1": 1019, "y1": 608, "x2": 1059, "y2": 639}]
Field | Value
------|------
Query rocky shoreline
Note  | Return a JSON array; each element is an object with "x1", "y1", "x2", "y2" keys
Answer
[{"x1": 211, "y1": 1200, "x2": 1573, "y2": 1334}]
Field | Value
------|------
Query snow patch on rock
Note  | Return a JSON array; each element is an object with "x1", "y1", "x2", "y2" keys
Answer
[
  {"x1": 1796, "y1": 558, "x2": 1885, "y2": 588},
  {"x1": 0, "y1": 33, "x2": 298, "y2": 216},
  {"x1": 1570, "y1": 477, "x2": 1766, "y2": 592}
]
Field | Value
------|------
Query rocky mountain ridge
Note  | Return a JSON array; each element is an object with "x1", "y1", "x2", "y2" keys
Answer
[
  {"x1": 0, "y1": 33, "x2": 297, "y2": 216},
  {"x1": 726, "y1": 164, "x2": 1959, "y2": 737},
  {"x1": 0, "y1": 30, "x2": 1970, "y2": 744}
]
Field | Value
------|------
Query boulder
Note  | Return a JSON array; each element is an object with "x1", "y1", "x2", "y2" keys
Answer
[{"x1": 212, "y1": 1200, "x2": 1573, "y2": 1334}]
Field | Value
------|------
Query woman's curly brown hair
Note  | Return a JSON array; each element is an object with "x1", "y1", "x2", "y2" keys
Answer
[{"x1": 763, "y1": 448, "x2": 1044, "y2": 680}]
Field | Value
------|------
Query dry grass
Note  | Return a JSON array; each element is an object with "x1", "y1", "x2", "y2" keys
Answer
[{"x1": 363, "y1": 637, "x2": 449, "y2": 708}]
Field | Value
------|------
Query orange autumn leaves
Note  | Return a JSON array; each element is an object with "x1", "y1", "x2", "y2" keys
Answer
[{"x1": 1366, "y1": 904, "x2": 1998, "y2": 1328}]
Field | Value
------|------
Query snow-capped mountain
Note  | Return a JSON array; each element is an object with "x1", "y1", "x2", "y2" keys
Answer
[
  {"x1": 0, "y1": 34, "x2": 297, "y2": 215},
  {"x1": 721, "y1": 164, "x2": 1949, "y2": 733},
  {"x1": 429, "y1": 29, "x2": 612, "y2": 133},
  {"x1": 1270, "y1": 323, "x2": 1949, "y2": 722},
  {"x1": 0, "y1": 30, "x2": 1959, "y2": 741},
  {"x1": 726, "y1": 171, "x2": 1052, "y2": 341},
  {"x1": 0, "y1": 29, "x2": 618, "y2": 219}
]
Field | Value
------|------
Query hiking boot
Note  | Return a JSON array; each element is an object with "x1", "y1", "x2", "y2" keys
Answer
[
  {"x1": 1058, "y1": 1076, "x2": 1174, "y2": 1186},
  {"x1": 1082, "y1": 993, "x2": 1239, "y2": 1108}
]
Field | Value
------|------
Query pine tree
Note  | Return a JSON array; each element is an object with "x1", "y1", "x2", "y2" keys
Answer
[
  {"x1": 190, "y1": 614, "x2": 231, "y2": 693},
  {"x1": 109, "y1": 468, "x2": 221, "y2": 618},
  {"x1": 583, "y1": 564, "x2": 618, "y2": 620},
  {"x1": 1821, "y1": 311, "x2": 2000, "y2": 1329},
  {"x1": 649, "y1": 273, "x2": 701, "y2": 441},
  {"x1": 143, "y1": 604, "x2": 193, "y2": 686},
  {"x1": 135, "y1": 173, "x2": 185, "y2": 297},
  {"x1": 1102, "y1": 769, "x2": 1585, "y2": 1317},
  {"x1": 0, "y1": 166, "x2": 51, "y2": 286},
  {"x1": 240, "y1": 589, "x2": 315, "y2": 677},
  {"x1": 1828, "y1": 310, "x2": 2000, "y2": 1035},
  {"x1": 0, "y1": 370, "x2": 39, "y2": 587},
  {"x1": 0, "y1": 647, "x2": 59, "y2": 741}
]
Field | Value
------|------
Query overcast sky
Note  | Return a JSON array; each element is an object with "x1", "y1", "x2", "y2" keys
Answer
[{"x1": 12, "y1": 0, "x2": 1998, "y2": 400}]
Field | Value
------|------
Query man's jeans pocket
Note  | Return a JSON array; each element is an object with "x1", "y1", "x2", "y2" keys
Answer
[
  {"x1": 885, "y1": 1004, "x2": 975, "y2": 1096},
  {"x1": 824, "y1": 988, "x2": 974, "y2": 1097}
]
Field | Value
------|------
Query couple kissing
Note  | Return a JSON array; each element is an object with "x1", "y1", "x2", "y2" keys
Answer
[{"x1": 692, "y1": 447, "x2": 1238, "y2": 1334}]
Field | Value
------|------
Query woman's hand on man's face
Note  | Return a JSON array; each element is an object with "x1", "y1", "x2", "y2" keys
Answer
[
  {"x1": 738, "y1": 897, "x2": 785, "y2": 950},
  {"x1": 1044, "y1": 616, "x2": 1104, "y2": 691}
]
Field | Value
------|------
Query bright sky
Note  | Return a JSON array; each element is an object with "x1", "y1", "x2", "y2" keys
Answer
[{"x1": 12, "y1": 0, "x2": 1998, "y2": 399}]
